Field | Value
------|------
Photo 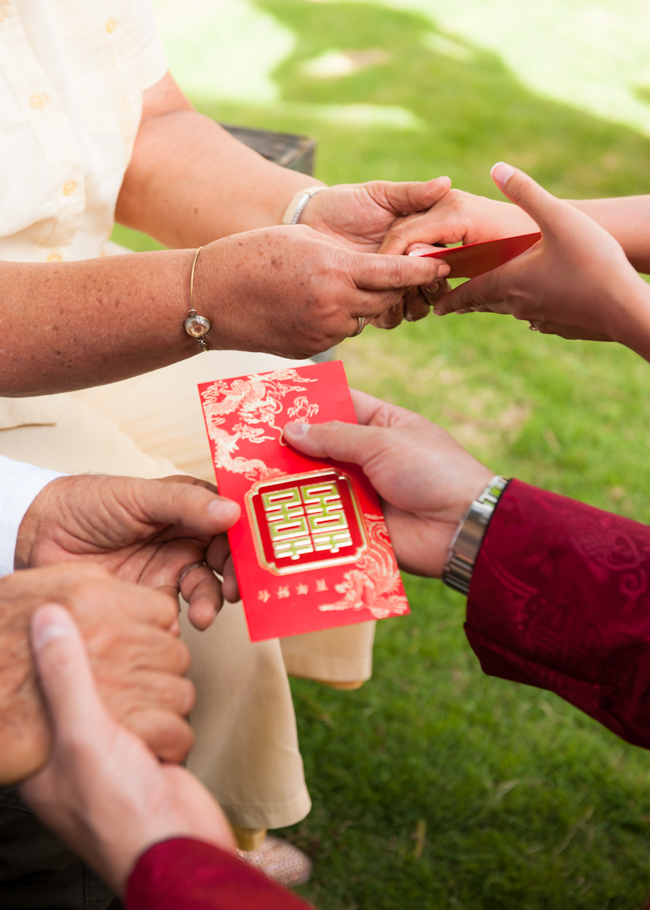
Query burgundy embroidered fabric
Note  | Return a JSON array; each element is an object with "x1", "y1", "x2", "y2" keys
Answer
[
  {"x1": 467, "y1": 478, "x2": 650, "y2": 748},
  {"x1": 125, "y1": 838, "x2": 313, "y2": 910}
]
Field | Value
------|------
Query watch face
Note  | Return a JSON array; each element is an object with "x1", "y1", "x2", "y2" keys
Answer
[{"x1": 247, "y1": 468, "x2": 368, "y2": 576}]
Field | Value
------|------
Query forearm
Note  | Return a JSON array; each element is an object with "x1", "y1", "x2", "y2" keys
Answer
[
  {"x1": 465, "y1": 479, "x2": 650, "y2": 748},
  {"x1": 116, "y1": 111, "x2": 323, "y2": 248},
  {"x1": 0, "y1": 251, "x2": 198, "y2": 395},
  {"x1": 613, "y1": 275, "x2": 650, "y2": 363},
  {"x1": 569, "y1": 196, "x2": 650, "y2": 272}
]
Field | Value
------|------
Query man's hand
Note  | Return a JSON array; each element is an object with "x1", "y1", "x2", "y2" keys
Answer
[
  {"x1": 431, "y1": 164, "x2": 650, "y2": 360},
  {"x1": 20, "y1": 604, "x2": 235, "y2": 896},
  {"x1": 284, "y1": 390, "x2": 493, "y2": 579},
  {"x1": 202, "y1": 225, "x2": 449, "y2": 356},
  {"x1": 15, "y1": 475, "x2": 241, "y2": 631},
  {"x1": 0, "y1": 564, "x2": 194, "y2": 785},
  {"x1": 301, "y1": 177, "x2": 452, "y2": 328}
]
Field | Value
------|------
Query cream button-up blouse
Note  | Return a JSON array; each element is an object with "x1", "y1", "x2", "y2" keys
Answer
[{"x1": 0, "y1": 0, "x2": 168, "y2": 263}]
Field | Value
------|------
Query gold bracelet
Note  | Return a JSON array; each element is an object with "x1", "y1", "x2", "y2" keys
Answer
[{"x1": 183, "y1": 246, "x2": 211, "y2": 352}]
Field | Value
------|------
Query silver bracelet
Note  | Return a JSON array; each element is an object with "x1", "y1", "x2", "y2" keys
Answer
[
  {"x1": 442, "y1": 476, "x2": 509, "y2": 595},
  {"x1": 281, "y1": 186, "x2": 325, "y2": 225}
]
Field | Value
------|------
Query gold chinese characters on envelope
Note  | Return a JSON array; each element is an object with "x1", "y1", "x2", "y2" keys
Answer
[{"x1": 198, "y1": 361, "x2": 409, "y2": 642}]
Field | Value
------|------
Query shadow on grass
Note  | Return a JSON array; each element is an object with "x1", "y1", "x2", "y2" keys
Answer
[{"x1": 195, "y1": 0, "x2": 650, "y2": 199}]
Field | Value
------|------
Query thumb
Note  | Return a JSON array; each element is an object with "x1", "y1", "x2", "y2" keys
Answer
[
  {"x1": 131, "y1": 479, "x2": 241, "y2": 534},
  {"x1": 284, "y1": 420, "x2": 381, "y2": 468},
  {"x1": 432, "y1": 267, "x2": 501, "y2": 316},
  {"x1": 373, "y1": 176, "x2": 452, "y2": 214},
  {"x1": 352, "y1": 250, "x2": 449, "y2": 292},
  {"x1": 491, "y1": 162, "x2": 562, "y2": 234},
  {"x1": 30, "y1": 605, "x2": 107, "y2": 743}
]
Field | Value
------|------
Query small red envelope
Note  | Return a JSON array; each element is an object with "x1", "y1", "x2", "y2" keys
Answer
[
  {"x1": 198, "y1": 361, "x2": 409, "y2": 642},
  {"x1": 423, "y1": 232, "x2": 541, "y2": 279}
]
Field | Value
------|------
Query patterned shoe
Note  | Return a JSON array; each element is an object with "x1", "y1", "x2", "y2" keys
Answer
[{"x1": 237, "y1": 835, "x2": 312, "y2": 888}]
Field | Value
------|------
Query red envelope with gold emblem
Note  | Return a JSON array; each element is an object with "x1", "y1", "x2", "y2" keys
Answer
[{"x1": 198, "y1": 361, "x2": 409, "y2": 642}]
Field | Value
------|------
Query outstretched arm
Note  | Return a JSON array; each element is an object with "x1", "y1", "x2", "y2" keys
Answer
[
  {"x1": 115, "y1": 73, "x2": 319, "y2": 247},
  {"x1": 0, "y1": 228, "x2": 446, "y2": 396},
  {"x1": 117, "y1": 72, "x2": 453, "y2": 254},
  {"x1": 285, "y1": 391, "x2": 650, "y2": 749},
  {"x1": 115, "y1": 71, "x2": 452, "y2": 327},
  {"x1": 380, "y1": 184, "x2": 650, "y2": 274},
  {"x1": 431, "y1": 164, "x2": 650, "y2": 362}
]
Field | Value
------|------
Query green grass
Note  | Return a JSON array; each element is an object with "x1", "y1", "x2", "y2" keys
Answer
[{"x1": 116, "y1": 2, "x2": 650, "y2": 905}]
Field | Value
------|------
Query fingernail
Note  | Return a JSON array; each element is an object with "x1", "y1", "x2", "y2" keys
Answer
[
  {"x1": 408, "y1": 249, "x2": 431, "y2": 257},
  {"x1": 285, "y1": 421, "x2": 311, "y2": 437},
  {"x1": 207, "y1": 498, "x2": 239, "y2": 520},
  {"x1": 433, "y1": 306, "x2": 444, "y2": 316},
  {"x1": 392, "y1": 303, "x2": 403, "y2": 314},
  {"x1": 491, "y1": 161, "x2": 514, "y2": 187},
  {"x1": 31, "y1": 605, "x2": 72, "y2": 652},
  {"x1": 425, "y1": 280, "x2": 440, "y2": 294}
]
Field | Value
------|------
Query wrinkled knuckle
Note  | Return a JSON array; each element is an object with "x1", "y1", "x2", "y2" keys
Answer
[
  {"x1": 386, "y1": 259, "x2": 405, "y2": 287},
  {"x1": 91, "y1": 622, "x2": 124, "y2": 657},
  {"x1": 511, "y1": 181, "x2": 535, "y2": 208},
  {"x1": 327, "y1": 419, "x2": 346, "y2": 436},
  {"x1": 167, "y1": 675, "x2": 196, "y2": 716},
  {"x1": 153, "y1": 591, "x2": 178, "y2": 626},
  {"x1": 388, "y1": 220, "x2": 409, "y2": 242},
  {"x1": 164, "y1": 720, "x2": 194, "y2": 763},
  {"x1": 456, "y1": 288, "x2": 479, "y2": 311},
  {"x1": 446, "y1": 189, "x2": 464, "y2": 209},
  {"x1": 141, "y1": 713, "x2": 194, "y2": 763},
  {"x1": 173, "y1": 638, "x2": 192, "y2": 676}
]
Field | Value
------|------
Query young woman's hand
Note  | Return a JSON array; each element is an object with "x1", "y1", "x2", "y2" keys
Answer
[{"x1": 431, "y1": 164, "x2": 650, "y2": 357}]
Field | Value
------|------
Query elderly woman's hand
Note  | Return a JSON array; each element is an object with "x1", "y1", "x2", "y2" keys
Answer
[
  {"x1": 203, "y1": 225, "x2": 449, "y2": 355},
  {"x1": 301, "y1": 177, "x2": 452, "y2": 327},
  {"x1": 431, "y1": 164, "x2": 650, "y2": 356}
]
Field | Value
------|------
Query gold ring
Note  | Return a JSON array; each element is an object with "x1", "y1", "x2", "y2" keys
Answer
[{"x1": 351, "y1": 316, "x2": 365, "y2": 337}]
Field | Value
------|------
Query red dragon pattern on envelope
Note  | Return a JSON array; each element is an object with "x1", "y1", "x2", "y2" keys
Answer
[{"x1": 198, "y1": 361, "x2": 409, "y2": 642}]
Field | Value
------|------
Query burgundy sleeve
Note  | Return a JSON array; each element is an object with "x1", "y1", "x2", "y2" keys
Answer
[
  {"x1": 465, "y1": 479, "x2": 650, "y2": 748},
  {"x1": 125, "y1": 838, "x2": 314, "y2": 910}
]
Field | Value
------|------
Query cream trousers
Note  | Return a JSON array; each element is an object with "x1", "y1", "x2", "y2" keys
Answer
[{"x1": 0, "y1": 351, "x2": 374, "y2": 830}]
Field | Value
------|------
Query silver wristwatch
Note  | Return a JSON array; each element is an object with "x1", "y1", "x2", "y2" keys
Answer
[
  {"x1": 281, "y1": 186, "x2": 325, "y2": 225},
  {"x1": 442, "y1": 476, "x2": 509, "y2": 595}
]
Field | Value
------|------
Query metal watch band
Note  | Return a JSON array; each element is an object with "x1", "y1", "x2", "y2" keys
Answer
[
  {"x1": 281, "y1": 186, "x2": 325, "y2": 225},
  {"x1": 442, "y1": 476, "x2": 509, "y2": 596}
]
